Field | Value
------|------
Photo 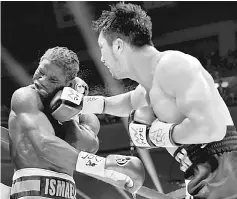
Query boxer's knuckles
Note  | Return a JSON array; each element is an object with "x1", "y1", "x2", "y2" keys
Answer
[
  {"x1": 67, "y1": 77, "x2": 89, "y2": 95},
  {"x1": 132, "y1": 106, "x2": 156, "y2": 125}
]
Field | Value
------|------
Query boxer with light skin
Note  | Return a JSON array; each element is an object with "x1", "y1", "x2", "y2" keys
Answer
[
  {"x1": 7, "y1": 46, "x2": 145, "y2": 199},
  {"x1": 80, "y1": 3, "x2": 237, "y2": 199}
]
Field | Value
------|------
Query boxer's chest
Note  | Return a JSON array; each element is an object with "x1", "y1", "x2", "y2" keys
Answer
[{"x1": 149, "y1": 83, "x2": 185, "y2": 124}]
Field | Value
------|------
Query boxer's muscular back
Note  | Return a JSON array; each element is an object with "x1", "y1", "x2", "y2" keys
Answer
[
  {"x1": 149, "y1": 50, "x2": 233, "y2": 126},
  {"x1": 8, "y1": 86, "x2": 72, "y2": 175}
]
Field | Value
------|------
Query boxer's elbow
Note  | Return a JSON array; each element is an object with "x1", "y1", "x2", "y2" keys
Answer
[
  {"x1": 208, "y1": 120, "x2": 226, "y2": 142},
  {"x1": 89, "y1": 136, "x2": 99, "y2": 154},
  {"x1": 199, "y1": 116, "x2": 226, "y2": 142}
]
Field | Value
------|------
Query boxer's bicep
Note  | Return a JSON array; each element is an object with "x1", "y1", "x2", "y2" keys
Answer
[
  {"x1": 175, "y1": 69, "x2": 225, "y2": 141},
  {"x1": 158, "y1": 53, "x2": 226, "y2": 142},
  {"x1": 175, "y1": 69, "x2": 213, "y2": 126}
]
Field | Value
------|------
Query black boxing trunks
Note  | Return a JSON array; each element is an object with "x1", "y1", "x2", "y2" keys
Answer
[
  {"x1": 174, "y1": 125, "x2": 237, "y2": 199},
  {"x1": 10, "y1": 168, "x2": 76, "y2": 199}
]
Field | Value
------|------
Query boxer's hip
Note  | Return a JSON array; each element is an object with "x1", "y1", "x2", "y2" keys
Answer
[
  {"x1": 11, "y1": 168, "x2": 76, "y2": 199},
  {"x1": 179, "y1": 126, "x2": 237, "y2": 199}
]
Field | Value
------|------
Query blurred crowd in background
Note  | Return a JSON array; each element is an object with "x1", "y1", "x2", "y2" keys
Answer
[
  {"x1": 2, "y1": 45, "x2": 237, "y2": 126},
  {"x1": 88, "y1": 49, "x2": 237, "y2": 125},
  {"x1": 1, "y1": 2, "x2": 237, "y2": 126}
]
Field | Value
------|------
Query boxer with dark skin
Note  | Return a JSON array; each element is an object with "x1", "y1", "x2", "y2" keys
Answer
[
  {"x1": 79, "y1": 3, "x2": 237, "y2": 199},
  {"x1": 7, "y1": 47, "x2": 145, "y2": 199}
]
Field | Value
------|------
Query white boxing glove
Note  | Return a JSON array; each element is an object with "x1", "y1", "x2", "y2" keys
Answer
[
  {"x1": 81, "y1": 96, "x2": 105, "y2": 114},
  {"x1": 76, "y1": 152, "x2": 145, "y2": 194},
  {"x1": 49, "y1": 87, "x2": 84, "y2": 122}
]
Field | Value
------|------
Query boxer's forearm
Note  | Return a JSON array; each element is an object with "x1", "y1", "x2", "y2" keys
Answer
[
  {"x1": 63, "y1": 120, "x2": 99, "y2": 154},
  {"x1": 103, "y1": 92, "x2": 133, "y2": 117},
  {"x1": 172, "y1": 118, "x2": 226, "y2": 144}
]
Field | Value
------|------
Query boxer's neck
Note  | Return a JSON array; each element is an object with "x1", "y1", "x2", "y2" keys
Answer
[{"x1": 127, "y1": 46, "x2": 161, "y2": 90}]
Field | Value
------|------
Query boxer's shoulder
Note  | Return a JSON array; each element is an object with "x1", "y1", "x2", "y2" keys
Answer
[
  {"x1": 11, "y1": 86, "x2": 42, "y2": 113},
  {"x1": 155, "y1": 51, "x2": 201, "y2": 84},
  {"x1": 158, "y1": 50, "x2": 200, "y2": 72}
]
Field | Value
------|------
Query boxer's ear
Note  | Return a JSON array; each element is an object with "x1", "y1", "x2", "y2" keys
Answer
[{"x1": 112, "y1": 38, "x2": 123, "y2": 54}]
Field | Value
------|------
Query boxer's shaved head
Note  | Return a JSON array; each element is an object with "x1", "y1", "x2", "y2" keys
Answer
[{"x1": 93, "y1": 2, "x2": 153, "y2": 48}]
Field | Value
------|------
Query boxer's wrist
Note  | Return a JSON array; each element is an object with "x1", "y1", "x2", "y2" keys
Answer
[
  {"x1": 128, "y1": 122, "x2": 155, "y2": 148},
  {"x1": 81, "y1": 96, "x2": 105, "y2": 114},
  {"x1": 169, "y1": 124, "x2": 182, "y2": 146},
  {"x1": 148, "y1": 119, "x2": 182, "y2": 147},
  {"x1": 76, "y1": 151, "x2": 106, "y2": 177}
]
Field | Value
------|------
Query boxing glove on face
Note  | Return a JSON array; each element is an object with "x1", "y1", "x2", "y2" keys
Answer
[{"x1": 49, "y1": 87, "x2": 84, "y2": 122}]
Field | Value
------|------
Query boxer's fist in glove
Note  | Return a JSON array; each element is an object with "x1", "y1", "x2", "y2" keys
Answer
[
  {"x1": 105, "y1": 155, "x2": 145, "y2": 193},
  {"x1": 129, "y1": 106, "x2": 156, "y2": 125},
  {"x1": 67, "y1": 77, "x2": 89, "y2": 96},
  {"x1": 49, "y1": 87, "x2": 84, "y2": 122},
  {"x1": 129, "y1": 106, "x2": 181, "y2": 148},
  {"x1": 76, "y1": 153, "x2": 145, "y2": 194},
  {"x1": 64, "y1": 113, "x2": 100, "y2": 154},
  {"x1": 128, "y1": 106, "x2": 156, "y2": 148}
]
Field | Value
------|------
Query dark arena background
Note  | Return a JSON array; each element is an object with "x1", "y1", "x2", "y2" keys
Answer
[{"x1": 1, "y1": 1, "x2": 237, "y2": 199}]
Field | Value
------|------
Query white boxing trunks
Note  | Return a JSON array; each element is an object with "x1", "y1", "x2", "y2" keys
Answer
[
  {"x1": 1, "y1": 183, "x2": 11, "y2": 199},
  {"x1": 10, "y1": 168, "x2": 76, "y2": 199}
]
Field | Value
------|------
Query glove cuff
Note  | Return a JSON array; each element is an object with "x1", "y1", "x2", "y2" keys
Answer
[
  {"x1": 129, "y1": 123, "x2": 154, "y2": 148},
  {"x1": 76, "y1": 151, "x2": 106, "y2": 177},
  {"x1": 81, "y1": 96, "x2": 105, "y2": 114},
  {"x1": 149, "y1": 119, "x2": 181, "y2": 147}
]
